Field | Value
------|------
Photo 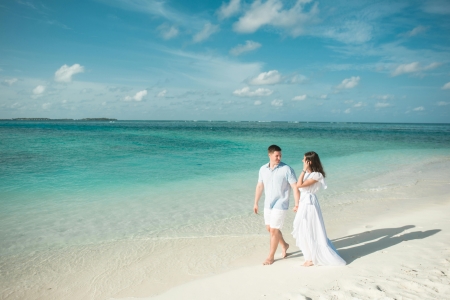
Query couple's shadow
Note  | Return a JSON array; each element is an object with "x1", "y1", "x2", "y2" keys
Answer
[{"x1": 284, "y1": 225, "x2": 440, "y2": 264}]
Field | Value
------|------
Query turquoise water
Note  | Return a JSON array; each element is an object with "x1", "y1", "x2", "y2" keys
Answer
[{"x1": 1, "y1": 121, "x2": 450, "y2": 255}]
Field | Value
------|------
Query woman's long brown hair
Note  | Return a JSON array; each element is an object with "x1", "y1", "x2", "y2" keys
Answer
[{"x1": 304, "y1": 151, "x2": 326, "y2": 177}]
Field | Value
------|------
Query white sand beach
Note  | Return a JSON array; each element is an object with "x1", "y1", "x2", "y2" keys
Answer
[
  {"x1": 2, "y1": 162, "x2": 450, "y2": 300},
  {"x1": 119, "y1": 165, "x2": 450, "y2": 300}
]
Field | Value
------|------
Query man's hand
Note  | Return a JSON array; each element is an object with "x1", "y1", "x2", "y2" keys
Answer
[{"x1": 254, "y1": 182, "x2": 264, "y2": 215}]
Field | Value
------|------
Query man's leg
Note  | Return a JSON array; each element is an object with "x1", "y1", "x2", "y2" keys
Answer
[
  {"x1": 263, "y1": 228, "x2": 289, "y2": 265},
  {"x1": 263, "y1": 209, "x2": 289, "y2": 265},
  {"x1": 278, "y1": 230, "x2": 289, "y2": 258}
]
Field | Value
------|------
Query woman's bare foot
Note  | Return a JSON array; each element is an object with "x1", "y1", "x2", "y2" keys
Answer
[
  {"x1": 281, "y1": 243, "x2": 289, "y2": 258},
  {"x1": 302, "y1": 260, "x2": 314, "y2": 267},
  {"x1": 263, "y1": 258, "x2": 274, "y2": 265}
]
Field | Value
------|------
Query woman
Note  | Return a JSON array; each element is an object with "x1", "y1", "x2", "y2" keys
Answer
[{"x1": 292, "y1": 151, "x2": 346, "y2": 267}]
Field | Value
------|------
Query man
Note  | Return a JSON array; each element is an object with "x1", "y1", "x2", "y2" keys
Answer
[{"x1": 254, "y1": 144, "x2": 300, "y2": 265}]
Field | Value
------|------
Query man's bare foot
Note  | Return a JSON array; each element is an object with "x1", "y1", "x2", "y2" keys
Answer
[
  {"x1": 281, "y1": 243, "x2": 289, "y2": 258},
  {"x1": 302, "y1": 260, "x2": 314, "y2": 267},
  {"x1": 263, "y1": 258, "x2": 274, "y2": 265}
]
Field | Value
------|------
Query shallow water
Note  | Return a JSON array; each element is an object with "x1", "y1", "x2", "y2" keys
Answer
[{"x1": 1, "y1": 121, "x2": 449, "y2": 256}]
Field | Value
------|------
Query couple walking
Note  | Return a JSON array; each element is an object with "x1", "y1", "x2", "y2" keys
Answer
[{"x1": 254, "y1": 145, "x2": 346, "y2": 267}]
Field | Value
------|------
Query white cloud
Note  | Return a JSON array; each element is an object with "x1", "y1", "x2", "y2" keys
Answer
[
  {"x1": 375, "y1": 94, "x2": 394, "y2": 100},
  {"x1": 4, "y1": 78, "x2": 18, "y2": 86},
  {"x1": 33, "y1": 85, "x2": 46, "y2": 95},
  {"x1": 391, "y1": 62, "x2": 440, "y2": 76},
  {"x1": 413, "y1": 106, "x2": 425, "y2": 111},
  {"x1": 157, "y1": 90, "x2": 167, "y2": 97},
  {"x1": 344, "y1": 108, "x2": 351, "y2": 114},
  {"x1": 437, "y1": 101, "x2": 449, "y2": 106},
  {"x1": 254, "y1": 100, "x2": 262, "y2": 105},
  {"x1": 54, "y1": 64, "x2": 84, "y2": 82},
  {"x1": 323, "y1": 21, "x2": 373, "y2": 44},
  {"x1": 233, "y1": 0, "x2": 318, "y2": 36},
  {"x1": 401, "y1": 25, "x2": 428, "y2": 37},
  {"x1": 233, "y1": 86, "x2": 273, "y2": 97},
  {"x1": 337, "y1": 76, "x2": 360, "y2": 89},
  {"x1": 42, "y1": 103, "x2": 51, "y2": 109},
  {"x1": 271, "y1": 99, "x2": 283, "y2": 107},
  {"x1": 375, "y1": 102, "x2": 391, "y2": 108},
  {"x1": 217, "y1": 0, "x2": 241, "y2": 20},
  {"x1": 292, "y1": 95, "x2": 307, "y2": 101},
  {"x1": 353, "y1": 102, "x2": 363, "y2": 107},
  {"x1": 125, "y1": 90, "x2": 147, "y2": 101},
  {"x1": 442, "y1": 82, "x2": 450, "y2": 90},
  {"x1": 229, "y1": 40, "x2": 261, "y2": 56},
  {"x1": 289, "y1": 74, "x2": 308, "y2": 84},
  {"x1": 320, "y1": 94, "x2": 328, "y2": 99},
  {"x1": 249, "y1": 70, "x2": 281, "y2": 85},
  {"x1": 193, "y1": 22, "x2": 220, "y2": 43},
  {"x1": 157, "y1": 24, "x2": 179, "y2": 40}
]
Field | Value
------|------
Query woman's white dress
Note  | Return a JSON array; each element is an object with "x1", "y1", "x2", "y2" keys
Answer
[{"x1": 292, "y1": 172, "x2": 346, "y2": 266}]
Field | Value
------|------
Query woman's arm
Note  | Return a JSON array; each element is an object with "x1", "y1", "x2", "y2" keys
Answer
[{"x1": 296, "y1": 178, "x2": 317, "y2": 188}]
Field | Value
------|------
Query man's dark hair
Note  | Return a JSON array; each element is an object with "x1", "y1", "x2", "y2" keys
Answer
[{"x1": 268, "y1": 144, "x2": 282, "y2": 153}]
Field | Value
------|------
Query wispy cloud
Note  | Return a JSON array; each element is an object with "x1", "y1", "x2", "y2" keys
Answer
[
  {"x1": 3, "y1": 78, "x2": 18, "y2": 86},
  {"x1": 158, "y1": 47, "x2": 262, "y2": 88},
  {"x1": 374, "y1": 94, "x2": 394, "y2": 100},
  {"x1": 55, "y1": 64, "x2": 84, "y2": 82},
  {"x1": 233, "y1": 0, "x2": 318, "y2": 37},
  {"x1": 375, "y1": 102, "x2": 391, "y2": 108},
  {"x1": 323, "y1": 21, "x2": 372, "y2": 44},
  {"x1": 422, "y1": 0, "x2": 450, "y2": 15},
  {"x1": 233, "y1": 87, "x2": 273, "y2": 97},
  {"x1": 100, "y1": 0, "x2": 191, "y2": 26},
  {"x1": 217, "y1": 0, "x2": 241, "y2": 20},
  {"x1": 413, "y1": 106, "x2": 425, "y2": 111},
  {"x1": 249, "y1": 70, "x2": 281, "y2": 85},
  {"x1": 157, "y1": 23, "x2": 179, "y2": 40},
  {"x1": 437, "y1": 101, "x2": 449, "y2": 106},
  {"x1": 254, "y1": 100, "x2": 262, "y2": 105},
  {"x1": 193, "y1": 22, "x2": 220, "y2": 43},
  {"x1": 289, "y1": 74, "x2": 308, "y2": 84},
  {"x1": 391, "y1": 62, "x2": 440, "y2": 76},
  {"x1": 399, "y1": 25, "x2": 429, "y2": 37},
  {"x1": 229, "y1": 40, "x2": 261, "y2": 56},
  {"x1": 442, "y1": 82, "x2": 450, "y2": 90},
  {"x1": 337, "y1": 76, "x2": 360, "y2": 89}
]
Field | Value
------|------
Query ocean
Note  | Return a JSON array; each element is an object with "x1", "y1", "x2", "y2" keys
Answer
[{"x1": 1, "y1": 121, "x2": 450, "y2": 257}]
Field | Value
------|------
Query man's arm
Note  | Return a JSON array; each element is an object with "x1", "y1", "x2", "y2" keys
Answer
[
  {"x1": 254, "y1": 182, "x2": 264, "y2": 214},
  {"x1": 291, "y1": 182, "x2": 300, "y2": 212}
]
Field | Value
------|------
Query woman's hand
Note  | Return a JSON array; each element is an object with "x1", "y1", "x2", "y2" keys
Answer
[
  {"x1": 293, "y1": 205, "x2": 298, "y2": 212},
  {"x1": 303, "y1": 159, "x2": 310, "y2": 172}
]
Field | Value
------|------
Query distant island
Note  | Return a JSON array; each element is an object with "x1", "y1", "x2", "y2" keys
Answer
[{"x1": 6, "y1": 118, "x2": 117, "y2": 121}]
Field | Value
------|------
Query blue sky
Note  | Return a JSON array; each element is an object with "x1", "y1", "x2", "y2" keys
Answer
[{"x1": 1, "y1": 0, "x2": 450, "y2": 122}]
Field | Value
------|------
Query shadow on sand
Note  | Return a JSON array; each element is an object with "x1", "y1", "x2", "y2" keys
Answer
[{"x1": 284, "y1": 225, "x2": 441, "y2": 264}]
